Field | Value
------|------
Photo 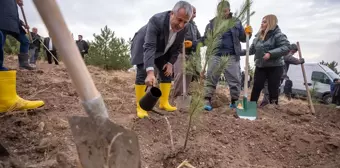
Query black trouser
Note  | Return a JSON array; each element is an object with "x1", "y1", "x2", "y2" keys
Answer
[
  {"x1": 135, "y1": 58, "x2": 172, "y2": 85},
  {"x1": 251, "y1": 66, "x2": 283, "y2": 104},
  {"x1": 335, "y1": 99, "x2": 340, "y2": 106},
  {"x1": 332, "y1": 93, "x2": 340, "y2": 106},
  {"x1": 46, "y1": 50, "x2": 58, "y2": 65},
  {"x1": 80, "y1": 52, "x2": 86, "y2": 59}
]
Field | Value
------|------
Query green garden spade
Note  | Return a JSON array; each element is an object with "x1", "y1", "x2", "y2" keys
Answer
[{"x1": 236, "y1": 0, "x2": 257, "y2": 120}]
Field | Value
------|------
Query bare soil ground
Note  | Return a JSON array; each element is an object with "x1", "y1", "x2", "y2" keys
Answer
[{"x1": 1, "y1": 55, "x2": 340, "y2": 168}]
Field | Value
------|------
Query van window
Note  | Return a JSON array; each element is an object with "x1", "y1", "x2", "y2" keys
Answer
[
  {"x1": 311, "y1": 71, "x2": 331, "y2": 84},
  {"x1": 320, "y1": 64, "x2": 340, "y2": 79}
]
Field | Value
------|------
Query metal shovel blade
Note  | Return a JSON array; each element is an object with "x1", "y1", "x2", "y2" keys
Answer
[
  {"x1": 68, "y1": 116, "x2": 141, "y2": 168},
  {"x1": 176, "y1": 95, "x2": 192, "y2": 111},
  {"x1": 0, "y1": 143, "x2": 9, "y2": 157},
  {"x1": 235, "y1": 97, "x2": 257, "y2": 120}
]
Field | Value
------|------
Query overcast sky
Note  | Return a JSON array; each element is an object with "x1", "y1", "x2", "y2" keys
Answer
[{"x1": 22, "y1": 0, "x2": 340, "y2": 69}]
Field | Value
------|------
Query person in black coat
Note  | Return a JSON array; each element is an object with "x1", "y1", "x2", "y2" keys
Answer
[
  {"x1": 76, "y1": 35, "x2": 89, "y2": 59},
  {"x1": 332, "y1": 79, "x2": 340, "y2": 108},
  {"x1": 0, "y1": 0, "x2": 34, "y2": 70},
  {"x1": 29, "y1": 27, "x2": 42, "y2": 66},
  {"x1": 43, "y1": 36, "x2": 59, "y2": 65}
]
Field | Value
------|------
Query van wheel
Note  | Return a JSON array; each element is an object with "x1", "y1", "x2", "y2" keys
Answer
[{"x1": 322, "y1": 94, "x2": 332, "y2": 104}]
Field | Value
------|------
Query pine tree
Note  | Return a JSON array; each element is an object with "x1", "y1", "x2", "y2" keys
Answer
[
  {"x1": 320, "y1": 60, "x2": 339, "y2": 74},
  {"x1": 4, "y1": 36, "x2": 20, "y2": 55},
  {"x1": 85, "y1": 25, "x2": 131, "y2": 70}
]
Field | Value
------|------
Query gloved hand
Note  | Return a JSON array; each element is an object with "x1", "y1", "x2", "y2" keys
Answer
[
  {"x1": 244, "y1": 25, "x2": 253, "y2": 35},
  {"x1": 299, "y1": 58, "x2": 305, "y2": 64},
  {"x1": 184, "y1": 40, "x2": 192, "y2": 49}
]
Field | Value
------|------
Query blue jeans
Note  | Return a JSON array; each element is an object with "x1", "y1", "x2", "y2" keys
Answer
[
  {"x1": 0, "y1": 28, "x2": 29, "y2": 70},
  {"x1": 29, "y1": 48, "x2": 39, "y2": 64}
]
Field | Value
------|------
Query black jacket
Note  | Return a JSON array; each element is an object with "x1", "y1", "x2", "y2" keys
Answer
[
  {"x1": 0, "y1": 0, "x2": 21, "y2": 34},
  {"x1": 76, "y1": 40, "x2": 89, "y2": 54},
  {"x1": 332, "y1": 83, "x2": 340, "y2": 104},
  {"x1": 130, "y1": 11, "x2": 187, "y2": 69},
  {"x1": 29, "y1": 32, "x2": 42, "y2": 51},
  {"x1": 43, "y1": 37, "x2": 57, "y2": 51}
]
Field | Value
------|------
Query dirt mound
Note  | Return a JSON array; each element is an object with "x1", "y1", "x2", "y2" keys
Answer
[{"x1": 1, "y1": 56, "x2": 340, "y2": 168}]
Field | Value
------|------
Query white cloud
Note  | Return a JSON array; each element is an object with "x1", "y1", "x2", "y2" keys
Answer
[{"x1": 22, "y1": 0, "x2": 340, "y2": 69}]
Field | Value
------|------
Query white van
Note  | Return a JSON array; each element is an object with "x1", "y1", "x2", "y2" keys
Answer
[{"x1": 283, "y1": 63, "x2": 340, "y2": 104}]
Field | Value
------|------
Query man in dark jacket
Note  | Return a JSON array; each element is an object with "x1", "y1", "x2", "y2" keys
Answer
[
  {"x1": 76, "y1": 35, "x2": 89, "y2": 59},
  {"x1": 260, "y1": 43, "x2": 304, "y2": 106},
  {"x1": 130, "y1": 1, "x2": 192, "y2": 118},
  {"x1": 202, "y1": 1, "x2": 252, "y2": 111},
  {"x1": 0, "y1": 0, "x2": 34, "y2": 70},
  {"x1": 331, "y1": 79, "x2": 340, "y2": 108},
  {"x1": 29, "y1": 27, "x2": 42, "y2": 66},
  {"x1": 43, "y1": 35, "x2": 59, "y2": 65},
  {"x1": 0, "y1": 0, "x2": 44, "y2": 124},
  {"x1": 172, "y1": 5, "x2": 201, "y2": 100}
]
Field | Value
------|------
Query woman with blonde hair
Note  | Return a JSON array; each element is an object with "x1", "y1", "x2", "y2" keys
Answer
[{"x1": 242, "y1": 14, "x2": 290, "y2": 106}]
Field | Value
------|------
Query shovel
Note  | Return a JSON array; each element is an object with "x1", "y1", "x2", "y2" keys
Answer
[
  {"x1": 235, "y1": 0, "x2": 257, "y2": 120},
  {"x1": 32, "y1": 1, "x2": 141, "y2": 168},
  {"x1": 296, "y1": 42, "x2": 315, "y2": 114},
  {"x1": 176, "y1": 41, "x2": 192, "y2": 111},
  {"x1": 0, "y1": 143, "x2": 9, "y2": 157},
  {"x1": 19, "y1": 6, "x2": 32, "y2": 42}
]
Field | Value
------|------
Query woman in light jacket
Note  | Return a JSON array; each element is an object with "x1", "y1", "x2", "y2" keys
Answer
[{"x1": 243, "y1": 14, "x2": 290, "y2": 106}]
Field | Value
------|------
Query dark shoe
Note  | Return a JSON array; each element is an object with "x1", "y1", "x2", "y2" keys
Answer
[
  {"x1": 18, "y1": 54, "x2": 35, "y2": 70},
  {"x1": 259, "y1": 100, "x2": 269, "y2": 107},
  {"x1": 229, "y1": 99, "x2": 238, "y2": 109},
  {"x1": 0, "y1": 66, "x2": 8, "y2": 71},
  {"x1": 204, "y1": 98, "x2": 213, "y2": 111},
  {"x1": 229, "y1": 103, "x2": 237, "y2": 109}
]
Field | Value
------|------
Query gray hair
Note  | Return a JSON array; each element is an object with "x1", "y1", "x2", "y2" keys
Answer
[{"x1": 172, "y1": 1, "x2": 193, "y2": 18}]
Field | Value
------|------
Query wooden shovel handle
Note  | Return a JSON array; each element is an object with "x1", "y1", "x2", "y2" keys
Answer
[
  {"x1": 182, "y1": 41, "x2": 186, "y2": 95},
  {"x1": 19, "y1": 6, "x2": 32, "y2": 42},
  {"x1": 296, "y1": 42, "x2": 315, "y2": 114},
  {"x1": 33, "y1": 0, "x2": 100, "y2": 102}
]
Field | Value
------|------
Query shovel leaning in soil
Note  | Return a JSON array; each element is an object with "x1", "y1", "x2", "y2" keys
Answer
[
  {"x1": 176, "y1": 41, "x2": 192, "y2": 111},
  {"x1": 296, "y1": 42, "x2": 315, "y2": 114},
  {"x1": 33, "y1": 1, "x2": 140, "y2": 168},
  {"x1": 19, "y1": 6, "x2": 32, "y2": 42},
  {"x1": 0, "y1": 143, "x2": 9, "y2": 157},
  {"x1": 235, "y1": 0, "x2": 257, "y2": 120}
]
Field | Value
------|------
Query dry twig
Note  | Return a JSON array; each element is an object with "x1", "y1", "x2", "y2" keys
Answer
[{"x1": 164, "y1": 116, "x2": 175, "y2": 152}]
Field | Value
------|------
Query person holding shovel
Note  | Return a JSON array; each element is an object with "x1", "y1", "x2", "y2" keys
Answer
[
  {"x1": 172, "y1": 6, "x2": 201, "y2": 101},
  {"x1": 29, "y1": 27, "x2": 43, "y2": 67},
  {"x1": 202, "y1": 1, "x2": 253, "y2": 111},
  {"x1": 243, "y1": 14, "x2": 290, "y2": 107},
  {"x1": 331, "y1": 78, "x2": 340, "y2": 108},
  {"x1": 259, "y1": 43, "x2": 305, "y2": 106},
  {"x1": 0, "y1": 0, "x2": 35, "y2": 70},
  {"x1": 130, "y1": 1, "x2": 193, "y2": 118},
  {"x1": 0, "y1": 0, "x2": 45, "y2": 112}
]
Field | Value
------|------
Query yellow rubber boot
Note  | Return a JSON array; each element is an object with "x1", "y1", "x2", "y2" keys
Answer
[
  {"x1": 159, "y1": 83, "x2": 177, "y2": 112},
  {"x1": 0, "y1": 71, "x2": 45, "y2": 113},
  {"x1": 135, "y1": 84, "x2": 149, "y2": 118}
]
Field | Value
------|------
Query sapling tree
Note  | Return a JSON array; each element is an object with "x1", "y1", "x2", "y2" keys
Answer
[{"x1": 182, "y1": 0, "x2": 255, "y2": 149}]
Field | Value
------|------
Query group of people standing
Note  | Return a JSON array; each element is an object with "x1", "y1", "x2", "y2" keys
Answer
[
  {"x1": 0, "y1": 0, "x2": 90, "y2": 114},
  {"x1": 28, "y1": 29, "x2": 89, "y2": 67},
  {"x1": 130, "y1": 0, "x2": 306, "y2": 118}
]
